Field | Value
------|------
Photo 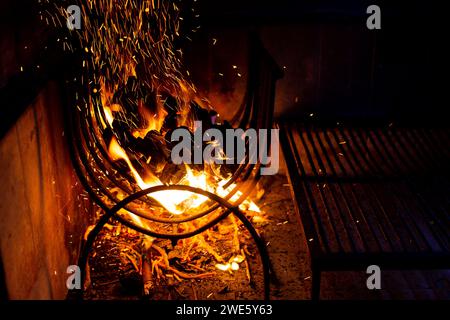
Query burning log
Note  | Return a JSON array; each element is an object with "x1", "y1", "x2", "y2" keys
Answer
[{"x1": 129, "y1": 130, "x2": 170, "y2": 173}]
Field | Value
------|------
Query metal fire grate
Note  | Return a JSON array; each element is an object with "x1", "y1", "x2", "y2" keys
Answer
[
  {"x1": 65, "y1": 34, "x2": 283, "y2": 299},
  {"x1": 279, "y1": 121, "x2": 450, "y2": 299}
]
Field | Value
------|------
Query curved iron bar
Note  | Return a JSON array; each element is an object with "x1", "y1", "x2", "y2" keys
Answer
[
  {"x1": 76, "y1": 185, "x2": 271, "y2": 300},
  {"x1": 65, "y1": 31, "x2": 280, "y2": 302}
]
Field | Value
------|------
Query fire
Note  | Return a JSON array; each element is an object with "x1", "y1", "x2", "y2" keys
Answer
[
  {"x1": 45, "y1": 0, "x2": 264, "y2": 279},
  {"x1": 103, "y1": 106, "x2": 114, "y2": 127},
  {"x1": 74, "y1": 0, "x2": 262, "y2": 217},
  {"x1": 217, "y1": 180, "x2": 261, "y2": 213},
  {"x1": 108, "y1": 135, "x2": 260, "y2": 216},
  {"x1": 215, "y1": 255, "x2": 246, "y2": 272},
  {"x1": 132, "y1": 100, "x2": 168, "y2": 138},
  {"x1": 108, "y1": 136, "x2": 206, "y2": 214}
]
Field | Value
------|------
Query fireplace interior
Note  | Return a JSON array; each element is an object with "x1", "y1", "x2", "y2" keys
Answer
[{"x1": 0, "y1": 0, "x2": 449, "y2": 300}]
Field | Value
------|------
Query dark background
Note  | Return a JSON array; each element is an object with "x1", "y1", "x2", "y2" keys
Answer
[
  {"x1": 184, "y1": 0, "x2": 449, "y2": 124},
  {"x1": 1, "y1": 0, "x2": 449, "y2": 135}
]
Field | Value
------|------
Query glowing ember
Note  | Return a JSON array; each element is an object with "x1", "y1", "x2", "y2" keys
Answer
[{"x1": 215, "y1": 255, "x2": 246, "y2": 272}]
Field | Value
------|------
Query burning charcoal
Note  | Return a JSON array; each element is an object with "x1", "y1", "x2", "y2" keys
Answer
[
  {"x1": 144, "y1": 130, "x2": 170, "y2": 158},
  {"x1": 111, "y1": 119, "x2": 135, "y2": 146},
  {"x1": 162, "y1": 97, "x2": 217, "y2": 132},
  {"x1": 161, "y1": 111, "x2": 179, "y2": 133},
  {"x1": 112, "y1": 77, "x2": 147, "y2": 129},
  {"x1": 163, "y1": 95, "x2": 179, "y2": 113},
  {"x1": 158, "y1": 163, "x2": 187, "y2": 185},
  {"x1": 129, "y1": 130, "x2": 170, "y2": 171},
  {"x1": 161, "y1": 95, "x2": 180, "y2": 132}
]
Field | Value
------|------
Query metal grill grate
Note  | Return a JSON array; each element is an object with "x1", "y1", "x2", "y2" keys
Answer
[{"x1": 279, "y1": 122, "x2": 450, "y2": 299}]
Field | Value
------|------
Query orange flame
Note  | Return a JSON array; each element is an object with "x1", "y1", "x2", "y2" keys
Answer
[{"x1": 107, "y1": 136, "x2": 260, "y2": 216}]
